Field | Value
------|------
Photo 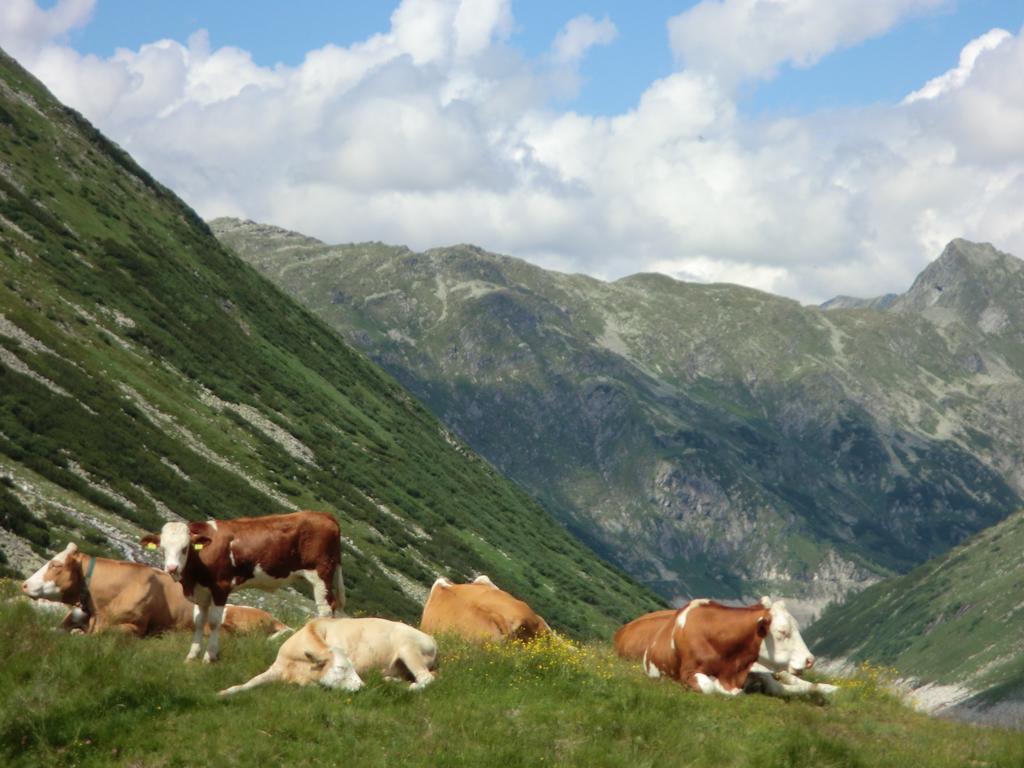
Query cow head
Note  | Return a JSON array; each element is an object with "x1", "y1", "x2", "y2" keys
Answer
[
  {"x1": 21, "y1": 543, "x2": 82, "y2": 602},
  {"x1": 312, "y1": 649, "x2": 364, "y2": 692},
  {"x1": 756, "y1": 597, "x2": 815, "y2": 675},
  {"x1": 140, "y1": 522, "x2": 212, "y2": 582}
]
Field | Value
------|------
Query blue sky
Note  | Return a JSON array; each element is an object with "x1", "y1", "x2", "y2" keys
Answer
[
  {"x1": 6, "y1": 0, "x2": 1024, "y2": 302},
  {"x1": 57, "y1": 0, "x2": 1022, "y2": 116}
]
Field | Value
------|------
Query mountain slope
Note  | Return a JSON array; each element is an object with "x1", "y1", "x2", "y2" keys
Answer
[
  {"x1": 213, "y1": 220, "x2": 1024, "y2": 617},
  {"x1": 0, "y1": 49, "x2": 662, "y2": 635},
  {"x1": 808, "y1": 508, "x2": 1024, "y2": 717}
]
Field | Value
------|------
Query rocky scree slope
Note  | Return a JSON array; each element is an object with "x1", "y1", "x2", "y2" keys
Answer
[
  {"x1": 214, "y1": 218, "x2": 1024, "y2": 619},
  {"x1": 0, "y1": 49, "x2": 663, "y2": 635}
]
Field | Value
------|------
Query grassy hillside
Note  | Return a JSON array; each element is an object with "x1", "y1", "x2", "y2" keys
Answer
[
  {"x1": 2, "y1": 600, "x2": 1022, "y2": 768},
  {"x1": 213, "y1": 218, "x2": 1024, "y2": 613},
  {"x1": 0, "y1": 48, "x2": 662, "y2": 635},
  {"x1": 808, "y1": 509, "x2": 1024, "y2": 708}
]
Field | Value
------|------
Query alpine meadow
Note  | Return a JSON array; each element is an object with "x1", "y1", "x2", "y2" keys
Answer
[{"x1": 3, "y1": 1, "x2": 1024, "y2": 766}]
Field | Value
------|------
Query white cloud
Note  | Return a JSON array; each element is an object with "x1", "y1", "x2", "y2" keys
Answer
[
  {"x1": 3, "y1": 0, "x2": 1024, "y2": 305},
  {"x1": 648, "y1": 255, "x2": 789, "y2": 295},
  {"x1": 0, "y1": 0, "x2": 94, "y2": 62},
  {"x1": 552, "y1": 14, "x2": 617, "y2": 64},
  {"x1": 667, "y1": 0, "x2": 947, "y2": 87},
  {"x1": 904, "y1": 28, "x2": 1012, "y2": 103}
]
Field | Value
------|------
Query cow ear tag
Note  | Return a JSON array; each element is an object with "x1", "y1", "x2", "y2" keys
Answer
[
  {"x1": 194, "y1": 543, "x2": 204, "y2": 551},
  {"x1": 146, "y1": 543, "x2": 158, "y2": 550}
]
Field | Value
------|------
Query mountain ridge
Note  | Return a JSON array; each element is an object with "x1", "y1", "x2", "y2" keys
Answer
[{"x1": 213, "y1": 216, "x2": 1024, "y2": 620}]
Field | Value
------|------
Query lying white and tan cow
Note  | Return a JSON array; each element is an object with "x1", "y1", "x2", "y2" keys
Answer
[
  {"x1": 616, "y1": 598, "x2": 836, "y2": 697},
  {"x1": 420, "y1": 575, "x2": 551, "y2": 642},
  {"x1": 141, "y1": 510, "x2": 344, "y2": 662},
  {"x1": 219, "y1": 617, "x2": 437, "y2": 696},
  {"x1": 20, "y1": 543, "x2": 288, "y2": 638}
]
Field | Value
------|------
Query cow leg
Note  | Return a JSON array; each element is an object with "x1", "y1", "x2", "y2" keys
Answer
[
  {"x1": 187, "y1": 591, "x2": 211, "y2": 662},
  {"x1": 774, "y1": 670, "x2": 838, "y2": 696},
  {"x1": 747, "y1": 670, "x2": 838, "y2": 698},
  {"x1": 203, "y1": 603, "x2": 226, "y2": 663},
  {"x1": 60, "y1": 608, "x2": 89, "y2": 633},
  {"x1": 330, "y1": 563, "x2": 346, "y2": 617},
  {"x1": 397, "y1": 647, "x2": 436, "y2": 691},
  {"x1": 219, "y1": 666, "x2": 283, "y2": 696},
  {"x1": 693, "y1": 672, "x2": 742, "y2": 696},
  {"x1": 643, "y1": 650, "x2": 664, "y2": 679},
  {"x1": 302, "y1": 569, "x2": 333, "y2": 618}
]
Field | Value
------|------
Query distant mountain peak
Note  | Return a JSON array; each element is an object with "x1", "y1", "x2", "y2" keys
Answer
[
  {"x1": 209, "y1": 217, "x2": 326, "y2": 247},
  {"x1": 820, "y1": 294, "x2": 899, "y2": 311},
  {"x1": 890, "y1": 239, "x2": 1023, "y2": 324}
]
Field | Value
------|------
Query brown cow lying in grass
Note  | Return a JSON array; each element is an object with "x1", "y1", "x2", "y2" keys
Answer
[
  {"x1": 20, "y1": 543, "x2": 289, "y2": 638},
  {"x1": 615, "y1": 598, "x2": 837, "y2": 698},
  {"x1": 219, "y1": 617, "x2": 438, "y2": 695},
  {"x1": 420, "y1": 575, "x2": 551, "y2": 642}
]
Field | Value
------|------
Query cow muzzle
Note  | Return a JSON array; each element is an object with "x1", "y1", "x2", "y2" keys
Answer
[
  {"x1": 789, "y1": 656, "x2": 814, "y2": 675},
  {"x1": 166, "y1": 566, "x2": 181, "y2": 581},
  {"x1": 19, "y1": 581, "x2": 29, "y2": 594}
]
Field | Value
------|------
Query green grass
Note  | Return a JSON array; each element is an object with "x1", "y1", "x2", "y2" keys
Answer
[{"x1": 2, "y1": 602, "x2": 1022, "y2": 768}]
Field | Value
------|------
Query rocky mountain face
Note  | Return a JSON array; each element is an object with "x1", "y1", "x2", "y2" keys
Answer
[
  {"x1": 214, "y1": 220, "x2": 1024, "y2": 620},
  {"x1": 0, "y1": 50, "x2": 663, "y2": 636}
]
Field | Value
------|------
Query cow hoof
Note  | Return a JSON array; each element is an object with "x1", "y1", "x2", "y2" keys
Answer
[{"x1": 202, "y1": 653, "x2": 218, "y2": 664}]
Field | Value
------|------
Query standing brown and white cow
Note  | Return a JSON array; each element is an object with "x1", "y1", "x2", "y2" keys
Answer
[
  {"x1": 141, "y1": 511, "x2": 344, "y2": 662},
  {"x1": 20, "y1": 542, "x2": 289, "y2": 638},
  {"x1": 420, "y1": 575, "x2": 551, "y2": 642}
]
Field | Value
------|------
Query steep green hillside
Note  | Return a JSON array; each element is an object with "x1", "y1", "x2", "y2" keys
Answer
[
  {"x1": 213, "y1": 218, "x2": 1024, "y2": 614},
  {"x1": 3, "y1": 600, "x2": 1023, "y2": 767},
  {"x1": 0, "y1": 49, "x2": 662, "y2": 636},
  {"x1": 808, "y1": 509, "x2": 1024, "y2": 711}
]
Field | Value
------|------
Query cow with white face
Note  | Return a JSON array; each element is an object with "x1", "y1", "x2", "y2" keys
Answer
[
  {"x1": 747, "y1": 597, "x2": 838, "y2": 697},
  {"x1": 141, "y1": 511, "x2": 344, "y2": 663},
  {"x1": 615, "y1": 597, "x2": 837, "y2": 698},
  {"x1": 21, "y1": 543, "x2": 79, "y2": 602},
  {"x1": 20, "y1": 542, "x2": 289, "y2": 638},
  {"x1": 755, "y1": 597, "x2": 814, "y2": 674}
]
